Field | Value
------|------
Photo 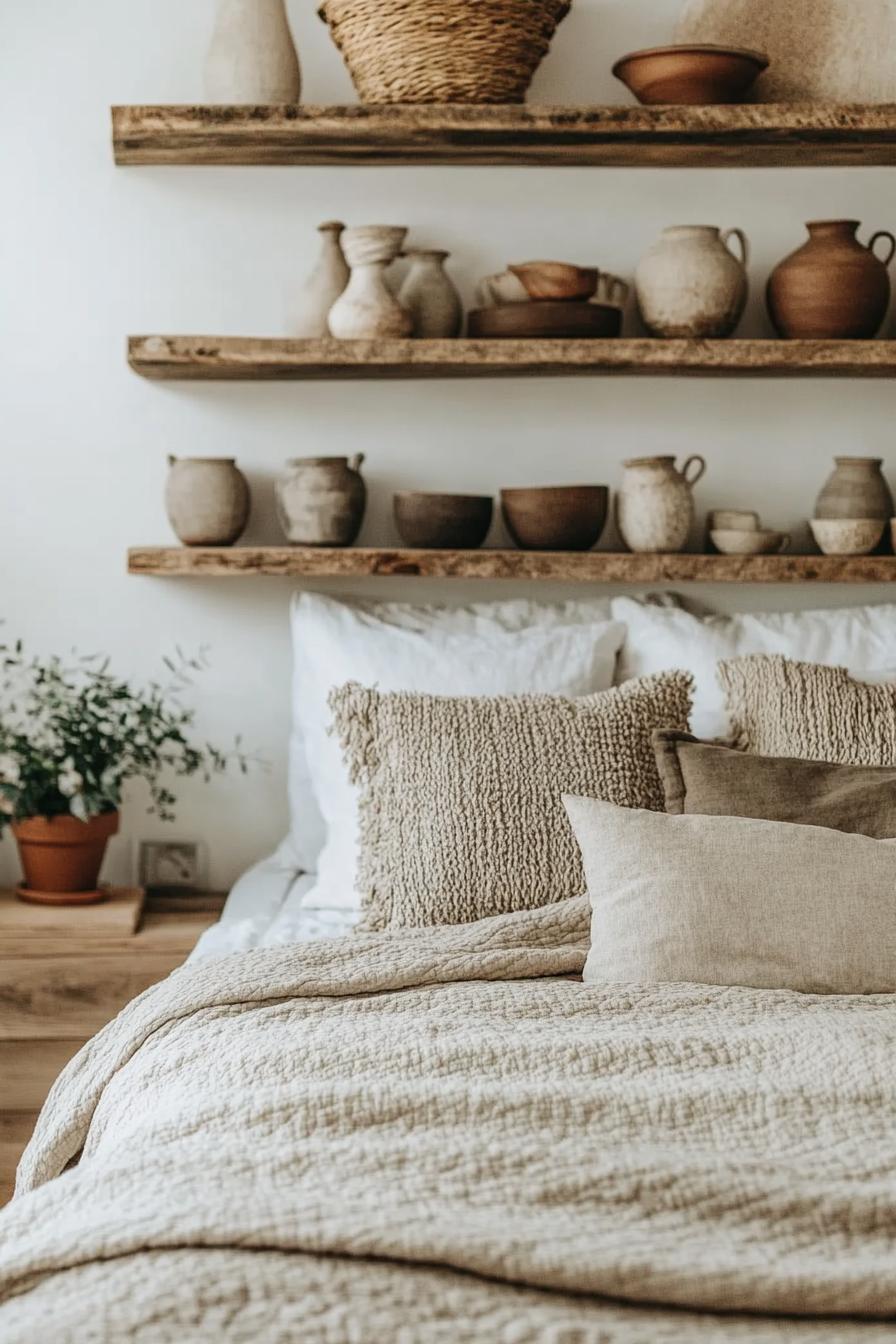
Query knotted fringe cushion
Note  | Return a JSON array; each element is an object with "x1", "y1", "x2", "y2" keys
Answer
[
  {"x1": 720, "y1": 655, "x2": 896, "y2": 764},
  {"x1": 318, "y1": 0, "x2": 571, "y2": 105},
  {"x1": 330, "y1": 671, "x2": 693, "y2": 930}
]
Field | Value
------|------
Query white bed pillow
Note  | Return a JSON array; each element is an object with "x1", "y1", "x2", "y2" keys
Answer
[
  {"x1": 566, "y1": 796, "x2": 896, "y2": 994},
  {"x1": 290, "y1": 593, "x2": 623, "y2": 907},
  {"x1": 611, "y1": 596, "x2": 896, "y2": 738}
]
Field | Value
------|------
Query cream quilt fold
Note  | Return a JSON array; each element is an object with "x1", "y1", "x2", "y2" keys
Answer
[{"x1": 0, "y1": 895, "x2": 895, "y2": 1342}]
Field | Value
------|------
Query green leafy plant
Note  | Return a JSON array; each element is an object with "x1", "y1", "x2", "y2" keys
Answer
[{"x1": 0, "y1": 641, "x2": 257, "y2": 830}]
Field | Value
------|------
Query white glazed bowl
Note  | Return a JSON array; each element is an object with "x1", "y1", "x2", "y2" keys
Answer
[{"x1": 810, "y1": 518, "x2": 884, "y2": 556}]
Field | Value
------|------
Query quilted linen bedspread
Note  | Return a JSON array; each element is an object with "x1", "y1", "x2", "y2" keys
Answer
[{"x1": 1, "y1": 896, "x2": 895, "y2": 1342}]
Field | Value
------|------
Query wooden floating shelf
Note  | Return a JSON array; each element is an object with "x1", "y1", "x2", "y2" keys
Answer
[
  {"x1": 111, "y1": 104, "x2": 896, "y2": 168},
  {"x1": 128, "y1": 548, "x2": 896, "y2": 584},
  {"x1": 129, "y1": 336, "x2": 896, "y2": 381}
]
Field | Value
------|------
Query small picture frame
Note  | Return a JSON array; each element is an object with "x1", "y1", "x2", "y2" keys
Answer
[{"x1": 138, "y1": 840, "x2": 204, "y2": 895}]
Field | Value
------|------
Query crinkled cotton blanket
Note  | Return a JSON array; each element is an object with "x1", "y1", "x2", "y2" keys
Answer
[{"x1": 1, "y1": 896, "x2": 895, "y2": 1342}]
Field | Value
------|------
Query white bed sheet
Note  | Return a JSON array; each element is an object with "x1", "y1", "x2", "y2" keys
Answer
[{"x1": 190, "y1": 847, "x2": 359, "y2": 962}]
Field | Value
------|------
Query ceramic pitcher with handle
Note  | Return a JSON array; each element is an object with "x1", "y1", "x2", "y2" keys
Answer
[
  {"x1": 635, "y1": 225, "x2": 749, "y2": 338},
  {"x1": 616, "y1": 454, "x2": 707, "y2": 553}
]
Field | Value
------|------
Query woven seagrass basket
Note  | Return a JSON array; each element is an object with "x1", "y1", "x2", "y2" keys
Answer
[{"x1": 318, "y1": 0, "x2": 572, "y2": 104}]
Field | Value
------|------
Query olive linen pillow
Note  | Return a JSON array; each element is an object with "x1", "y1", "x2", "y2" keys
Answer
[
  {"x1": 565, "y1": 796, "x2": 896, "y2": 994},
  {"x1": 329, "y1": 671, "x2": 693, "y2": 931},
  {"x1": 654, "y1": 730, "x2": 896, "y2": 837},
  {"x1": 720, "y1": 655, "x2": 896, "y2": 764}
]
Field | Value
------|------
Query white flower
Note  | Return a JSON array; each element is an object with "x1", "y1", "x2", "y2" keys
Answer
[
  {"x1": 0, "y1": 754, "x2": 20, "y2": 785},
  {"x1": 0, "y1": 796, "x2": 15, "y2": 815},
  {"x1": 58, "y1": 765, "x2": 84, "y2": 798}
]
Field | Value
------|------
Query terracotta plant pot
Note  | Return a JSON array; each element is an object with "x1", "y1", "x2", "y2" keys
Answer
[
  {"x1": 767, "y1": 221, "x2": 895, "y2": 340},
  {"x1": 13, "y1": 811, "x2": 119, "y2": 905}
]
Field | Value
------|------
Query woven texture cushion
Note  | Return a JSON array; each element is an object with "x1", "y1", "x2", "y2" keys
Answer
[
  {"x1": 720, "y1": 655, "x2": 896, "y2": 763},
  {"x1": 566, "y1": 796, "x2": 896, "y2": 994},
  {"x1": 654, "y1": 729, "x2": 896, "y2": 836},
  {"x1": 330, "y1": 672, "x2": 693, "y2": 930}
]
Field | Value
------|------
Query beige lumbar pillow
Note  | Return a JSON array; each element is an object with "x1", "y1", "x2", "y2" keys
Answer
[
  {"x1": 330, "y1": 671, "x2": 693, "y2": 931},
  {"x1": 720, "y1": 655, "x2": 896, "y2": 764},
  {"x1": 565, "y1": 795, "x2": 896, "y2": 994}
]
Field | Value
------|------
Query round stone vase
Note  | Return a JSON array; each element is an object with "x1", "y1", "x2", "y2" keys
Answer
[
  {"x1": 165, "y1": 457, "x2": 250, "y2": 547},
  {"x1": 616, "y1": 454, "x2": 707, "y2": 553},
  {"x1": 276, "y1": 455, "x2": 366, "y2": 545},
  {"x1": 291, "y1": 221, "x2": 349, "y2": 338},
  {"x1": 204, "y1": 0, "x2": 301, "y2": 103},
  {"x1": 635, "y1": 225, "x2": 749, "y2": 339},
  {"x1": 814, "y1": 457, "x2": 894, "y2": 521},
  {"x1": 328, "y1": 226, "x2": 412, "y2": 340},
  {"x1": 398, "y1": 250, "x2": 463, "y2": 338},
  {"x1": 767, "y1": 220, "x2": 895, "y2": 339}
]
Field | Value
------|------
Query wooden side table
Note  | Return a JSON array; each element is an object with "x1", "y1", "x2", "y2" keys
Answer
[{"x1": 0, "y1": 887, "x2": 225, "y2": 1204}]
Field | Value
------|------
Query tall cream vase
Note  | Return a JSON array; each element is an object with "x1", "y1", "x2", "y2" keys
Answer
[
  {"x1": 291, "y1": 221, "x2": 349, "y2": 338},
  {"x1": 205, "y1": 0, "x2": 301, "y2": 103}
]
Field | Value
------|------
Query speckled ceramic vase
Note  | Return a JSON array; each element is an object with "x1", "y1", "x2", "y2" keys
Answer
[
  {"x1": 616, "y1": 455, "x2": 707, "y2": 553},
  {"x1": 398, "y1": 250, "x2": 463, "y2": 338},
  {"x1": 675, "y1": 0, "x2": 896, "y2": 101},
  {"x1": 635, "y1": 226, "x2": 748, "y2": 339}
]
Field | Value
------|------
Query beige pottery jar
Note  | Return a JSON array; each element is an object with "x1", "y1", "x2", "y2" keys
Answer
[
  {"x1": 204, "y1": 0, "x2": 301, "y2": 103},
  {"x1": 291, "y1": 221, "x2": 349, "y2": 338},
  {"x1": 635, "y1": 225, "x2": 749, "y2": 338},
  {"x1": 814, "y1": 457, "x2": 894, "y2": 520},
  {"x1": 276, "y1": 455, "x2": 366, "y2": 545},
  {"x1": 616, "y1": 455, "x2": 707, "y2": 553},
  {"x1": 165, "y1": 457, "x2": 250, "y2": 547},
  {"x1": 328, "y1": 226, "x2": 412, "y2": 339},
  {"x1": 675, "y1": 0, "x2": 896, "y2": 102},
  {"x1": 398, "y1": 250, "x2": 463, "y2": 337}
]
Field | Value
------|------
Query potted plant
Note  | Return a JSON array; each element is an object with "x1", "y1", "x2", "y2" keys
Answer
[{"x1": 0, "y1": 641, "x2": 252, "y2": 905}]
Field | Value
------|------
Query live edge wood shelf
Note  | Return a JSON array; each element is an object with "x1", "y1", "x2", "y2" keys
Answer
[
  {"x1": 111, "y1": 104, "x2": 896, "y2": 168},
  {"x1": 129, "y1": 336, "x2": 896, "y2": 381},
  {"x1": 127, "y1": 548, "x2": 896, "y2": 585}
]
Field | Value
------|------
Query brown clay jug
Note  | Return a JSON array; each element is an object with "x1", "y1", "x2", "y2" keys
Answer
[{"x1": 767, "y1": 220, "x2": 895, "y2": 339}]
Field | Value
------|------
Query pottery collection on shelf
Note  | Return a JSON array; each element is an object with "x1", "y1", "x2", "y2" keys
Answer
[
  {"x1": 204, "y1": 0, "x2": 301, "y2": 103},
  {"x1": 165, "y1": 456, "x2": 250, "y2": 547},
  {"x1": 275, "y1": 455, "x2": 367, "y2": 546}
]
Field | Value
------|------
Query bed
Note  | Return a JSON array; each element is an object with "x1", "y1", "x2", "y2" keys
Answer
[{"x1": 2, "y1": 592, "x2": 896, "y2": 1338}]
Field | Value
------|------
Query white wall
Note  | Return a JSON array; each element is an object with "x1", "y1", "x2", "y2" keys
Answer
[{"x1": 2, "y1": 0, "x2": 894, "y2": 889}]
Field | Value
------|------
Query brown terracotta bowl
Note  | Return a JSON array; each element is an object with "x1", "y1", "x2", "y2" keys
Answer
[
  {"x1": 508, "y1": 261, "x2": 599, "y2": 302},
  {"x1": 501, "y1": 486, "x2": 609, "y2": 551},
  {"x1": 393, "y1": 492, "x2": 493, "y2": 549},
  {"x1": 612, "y1": 44, "x2": 769, "y2": 105}
]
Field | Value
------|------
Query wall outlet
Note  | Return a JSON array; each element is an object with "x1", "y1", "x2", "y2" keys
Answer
[{"x1": 138, "y1": 840, "x2": 204, "y2": 894}]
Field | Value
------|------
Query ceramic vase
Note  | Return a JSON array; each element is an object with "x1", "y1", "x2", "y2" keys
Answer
[
  {"x1": 276, "y1": 455, "x2": 366, "y2": 545},
  {"x1": 165, "y1": 457, "x2": 250, "y2": 547},
  {"x1": 814, "y1": 457, "x2": 894, "y2": 520},
  {"x1": 767, "y1": 221, "x2": 895, "y2": 339},
  {"x1": 291, "y1": 221, "x2": 349, "y2": 338},
  {"x1": 328, "y1": 226, "x2": 413, "y2": 340},
  {"x1": 398, "y1": 250, "x2": 463, "y2": 338},
  {"x1": 675, "y1": 0, "x2": 896, "y2": 102},
  {"x1": 635, "y1": 226, "x2": 749, "y2": 339},
  {"x1": 616, "y1": 455, "x2": 707, "y2": 553},
  {"x1": 204, "y1": 0, "x2": 301, "y2": 103}
]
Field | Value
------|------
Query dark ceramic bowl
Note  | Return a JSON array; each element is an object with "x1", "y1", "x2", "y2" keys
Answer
[
  {"x1": 501, "y1": 485, "x2": 609, "y2": 551},
  {"x1": 612, "y1": 44, "x2": 769, "y2": 106},
  {"x1": 467, "y1": 301, "x2": 621, "y2": 340},
  {"x1": 393, "y1": 492, "x2": 493, "y2": 549}
]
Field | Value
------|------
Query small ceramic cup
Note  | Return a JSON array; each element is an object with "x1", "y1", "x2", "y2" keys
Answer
[
  {"x1": 707, "y1": 508, "x2": 760, "y2": 532},
  {"x1": 710, "y1": 528, "x2": 790, "y2": 555}
]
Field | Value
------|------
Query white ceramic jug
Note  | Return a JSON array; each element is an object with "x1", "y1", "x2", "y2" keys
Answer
[
  {"x1": 635, "y1": 225, "x2": 748, "y2": 338},
  {"x1": 205, "y1": 0, "x2": 301, "y2": 103},
  {"x1": 616, "y1": 455, "x2": 707, "y2": 553}
]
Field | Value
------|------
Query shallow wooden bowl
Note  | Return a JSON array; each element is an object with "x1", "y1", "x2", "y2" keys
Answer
[
  {"x1": 501, "y1": 485, "x2": 609, "y2": 551},
  {"x1": 467, "y1": 302, "x2": 622, "y2": 340},
  {"x1": 394, "y1": 492, "x2": 493, "y2": 549},
  {"x1": 508, "y1": 261, "x2": 599, "y2": 302},
  {"x1": 612, "y1": 44, "x2": 769, "y2": 105}
]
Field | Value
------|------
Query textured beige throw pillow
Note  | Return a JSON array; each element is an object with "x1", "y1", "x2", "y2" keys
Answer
[
  {"x1": 330, "y1": 671, "x2": 693, "y2": 930},
  {"x1": 566, "y1": 796, "x2": 896, "y2": 994},
  {"x1": 720, "y1": 655, "x2": 896, "y2": 763}
]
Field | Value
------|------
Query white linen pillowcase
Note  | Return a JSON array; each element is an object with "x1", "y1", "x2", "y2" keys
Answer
[
  {"x1": 291, "y1": 593, "x2": 625, "y2": 909},
  {"x1": 565, "y1": 795, "x2": 896, "y2": 995},
  {"x1": 611, "y1": 596, "x2": 896, "y2": 738}
]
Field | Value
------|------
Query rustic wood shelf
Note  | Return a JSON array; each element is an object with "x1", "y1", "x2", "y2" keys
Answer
[
  {"x1": 111, "y1": 104, "x2": 896, "y2": 168},
  {"x1": 129, "y1": 336, "x2": 896, "y2": 381},
  {"x1": 127, "y1": 548, "x2": 896, "y2": 584}
]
